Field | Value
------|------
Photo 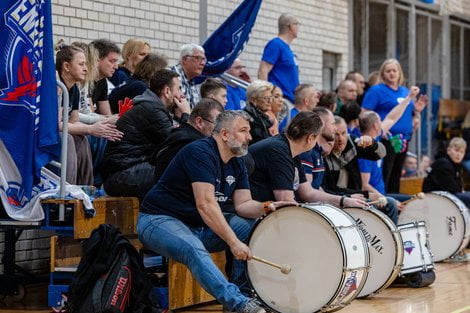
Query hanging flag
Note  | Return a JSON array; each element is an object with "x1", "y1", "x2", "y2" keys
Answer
[
  {"x1": 202, "y1": 0, "x2": 263, "y2": 76},
  {"x1": 0, "y1": 0, "x2": 60, "y2": 220}
]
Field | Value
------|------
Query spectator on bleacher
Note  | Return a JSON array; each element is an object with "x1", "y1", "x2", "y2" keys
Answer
[
  {"x1": 56, "y1": 44, "x2": 122, "y2": 185},
  {"x1": 258, "y1": 13, "x2": 300, "y2": 104},
  {"x1": 90, "y1": 39, "x2": 121, "y2": 116},
  {"x1": 200, "y1": 78, "x2": 228, "y2": 107},
  {"x1": 248, "y1": 111, "x2": 367, "y2": 209},
  {"x1": 402, "y1": 152, "x2": 419, "y2": 178},
  {"x1": 357, "y1": 112, "x2": 401, "y2": 223},
  {"x1": 335, "y1": 80, "x2": 358, "y2": 114},
  {"x1": 109, "y1": 38, "x2": 151, "y2": 87},
  {"x1": 265, "y1": 85, "x2": 283, "y2": 136},
  {"x1": 171, "y1": 43, "x2": 206, "y2": 109},
  {"x1": 419, "y1": 155, "x2": 431, "y2": 177},
  {"x1": 225, "y1": 58, "x2": 248, "y2": 110},
  {"x1": 244, "y1": 80, "x2": 274, "y2": 145},
  {"x1": 138, "y1": 110, "x2": 293, "y2": 313},
  {"x1": 345, "y1": 71, "x2": 366, "y2": 105},
  {"x1": 423, "y1": 137, "x2": 470, "y2": 208},
  {"x1": 101, "y1": 70, "x2": 190, "y2": 199},
  {"x1": 109, "y1": 53, "x2": 168, "y2": 114},
  {"x1": 362, "y1": 59, "x2": 426, "y2": 193},
  {"x1": 152, "y1": 99, "x2": 224, "y2": 181},
  {"x1": 323, "y1": 116, "x2": 386, "y2": 198},
  {"x1": 317, "y1": 91, "x2": 337, "y2": 113},
  {"x1": 339, "y1": 101, "x2": 362, "y2": 137},
  {"x1": 278, "y1": 83, "x2": 318, "y2": 133},
  {"x1": 300, "y1": 107, "x2": 336, "y2": 189},
  {"x1": 70, "y1": 41, "x2": 99, "y2": 123}
]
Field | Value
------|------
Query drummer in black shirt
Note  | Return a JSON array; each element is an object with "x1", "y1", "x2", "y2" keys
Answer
[{"x1": 249, "y1": 111, "x2": 367, "y2": 208}]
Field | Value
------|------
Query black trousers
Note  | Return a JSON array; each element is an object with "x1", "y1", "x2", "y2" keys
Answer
[{"x1": 382, "y1": 139, "x2": 408, "y2": 194}]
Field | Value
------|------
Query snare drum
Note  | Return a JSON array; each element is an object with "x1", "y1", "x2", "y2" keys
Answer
[
  {"x1": 398, "y1": 221, "x2": 434, "y2": 275},
  {"x1": 344, "y1": 207, "x2": 403, "y2": 297},
  {"x1": 398, "y1": 191, "x2": 470, "y2": 261},
  {"x1": 247, "y1": 204, "x2": 369, "y2": 313}
]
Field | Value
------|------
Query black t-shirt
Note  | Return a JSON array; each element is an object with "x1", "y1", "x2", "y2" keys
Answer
[
  {"x1": 108, "y1": 77, "x2": 148, "y2": 114},
  {"x1": 248, "y1": 134, "x2": 307, "y2": 202},
  {"x1": 91, "y1": 78, "x2": 108, "y2": 109},
  {"x1": 141, "y1": 137, "x2": 250, "y2": 227}
]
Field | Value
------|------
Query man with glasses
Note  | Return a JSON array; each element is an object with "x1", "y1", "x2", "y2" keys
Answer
[
  {"x1": 225, "y1": 58, "x2": 249, "y2": 110},
  {"x1": 258, "y1": 13, "x2": 300, "y2": 104},
  {"x1": 152, "y1": 98, "x2": 224, "y2": 181},
  {"x1": 171, "y1": 43, "x2": 207, "y2": 109}
]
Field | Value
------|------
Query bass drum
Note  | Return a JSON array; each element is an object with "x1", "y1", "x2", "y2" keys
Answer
[
  {"x1": 247, "y1": 204, "x2": 369, "y2": 313},
  {"x1": 398, "y1": 191, "x2": 470, "y2": 261},
  {"x1": 344, "y1": 207, "x2": 403, "y2": 297}
]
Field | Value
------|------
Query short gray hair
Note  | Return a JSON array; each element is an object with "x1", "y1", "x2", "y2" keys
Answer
[
  {"x1": 246, "y1": 80, "x2": 273, "y2": 100},
  {"x1": 214, "y1": 110, "x2": 253, "y2": 133},
  {"x1": 278, "y1": 13, "x2": 296, "y2": 33},
  {"x1": 179, "y1": 43, "x2": 204, "y2": 61}
]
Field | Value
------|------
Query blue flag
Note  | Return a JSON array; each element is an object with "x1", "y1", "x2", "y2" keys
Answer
[
  {"x1": 0, "y1": 0, "x2": 60, "y2": 213},
  {"x1": 202, "y1": 0, "x2": 262, "y2": 76}
]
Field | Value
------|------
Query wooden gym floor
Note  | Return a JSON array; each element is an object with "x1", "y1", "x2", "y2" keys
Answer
[{"x1": 0, "y1": 252, "x2": 468, "y2": 313}]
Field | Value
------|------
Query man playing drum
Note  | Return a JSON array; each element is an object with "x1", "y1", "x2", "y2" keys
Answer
[
  {"x1": 249, "y1": 111, "x2": 367, "y2": 208},
  {"x1": 137, "y1": 111, "x2": 293, "y2": 313}
]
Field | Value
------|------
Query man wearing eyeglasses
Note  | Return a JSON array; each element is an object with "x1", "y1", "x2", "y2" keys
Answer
[
  {"x1": 258, "y1": 13, "x2": 300, "y2": 104},
  {"x1": 152, "y1": 98, "x2": 224, "y2": 181},
  {"x1": 171, "y1": 43, "x2": 207, "y2": 109}
]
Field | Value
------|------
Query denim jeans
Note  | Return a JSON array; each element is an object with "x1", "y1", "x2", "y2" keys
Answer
[
  {"x1": 137, "y1": 212, "x2": 255, "y2": 311},
  {"x1": 379, "y1": 196, "x2": 399, "y2": 224}
]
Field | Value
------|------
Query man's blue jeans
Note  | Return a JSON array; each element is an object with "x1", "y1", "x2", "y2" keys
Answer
[{"x1": 137, "y1": 212, "x2": 255, "y2": 311}]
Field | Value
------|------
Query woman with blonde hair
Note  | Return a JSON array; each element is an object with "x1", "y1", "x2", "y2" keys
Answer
[
  {"x1": 362, "y1": 59, "x2": 426, "y2": 193},
  {"x1": 244, "y1": 80, "x2": 274, "y2": 144},
  {"x1": 109, "y1": 52, "x2": 168, "y2": 114},
  {"x1": 110, "y1": 38, "x2": 151, "y2": 86}
]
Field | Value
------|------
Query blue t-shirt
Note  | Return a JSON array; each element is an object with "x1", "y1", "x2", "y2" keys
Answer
[
  {"x1": 358, "y1": 158, "x2": 385, "y2": 194},
  {"x1": 362, "y1": 83, "x2": 414, "y2": 139},
  {"x1": 278, "y1": 107, "x2": 299, "y2": 133},
  {"x1": 261, "y1": 37, "x2": 299, "y2": 103},
  {"x1": 300, "y1": 144, "x2": 325, "y2": 189},
  {"x1": 225, "y1": 84, "x2": 247, "y2": 110},
  {"x1": 141, "y1": 137, "x2": 250, "y2": 227}
]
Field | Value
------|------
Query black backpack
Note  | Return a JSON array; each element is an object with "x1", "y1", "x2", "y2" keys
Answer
[{"x1": 64, "y1": 224, "x2": 160, "y2": 313}]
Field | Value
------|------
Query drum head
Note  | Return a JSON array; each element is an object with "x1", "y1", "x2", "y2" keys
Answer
[
  {"x1": 345, "y1": 207, "x2": 401, "y2": 297},
  {"x1": 247, "y1": 206, "x2": 343, "y2": 313},
  {"x1": 399, "y1": 193, "x2": 465, "y2": 261}
]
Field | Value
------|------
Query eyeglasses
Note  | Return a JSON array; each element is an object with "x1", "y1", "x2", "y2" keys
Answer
[
  {"x1": 201, "y1": 117, "x2": 214, "y2": 124},
  {"x1": 256, "y1": 96, "x2": 273, "y2": 101},
  {"x1": 187, "y1": 55, "x2": 207, "y2": 63}
]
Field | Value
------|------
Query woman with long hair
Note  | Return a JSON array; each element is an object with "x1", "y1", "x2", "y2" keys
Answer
[{"x1": 362, "y1": 59, "x2": 426, "y2": 193}]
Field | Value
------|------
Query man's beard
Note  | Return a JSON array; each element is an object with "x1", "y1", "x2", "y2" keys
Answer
[{"x1": 227, "y1": 136, "x2": 248, "y2": 157}]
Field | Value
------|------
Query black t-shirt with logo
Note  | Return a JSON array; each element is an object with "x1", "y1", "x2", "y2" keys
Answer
[
  {"x1": 140, "y1": 137, "x2": 250, "y2": 227},
  {"x1": 249, "y1": 134, "x2": 307, "y2": 202}
]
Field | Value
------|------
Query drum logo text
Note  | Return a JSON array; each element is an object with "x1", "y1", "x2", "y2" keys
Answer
[
  {"x1": 355, "y1": 218, "x2": 384, "y2": 254},
  {"x1": 404, "y1": 240, "x2": 415, "y2": 255},
  {"x1": 446, "y1": 216, "x2": 457, "y2": 236},
  {"x1": 337, "y1": 270, "x2": 357, "y2": 302}
]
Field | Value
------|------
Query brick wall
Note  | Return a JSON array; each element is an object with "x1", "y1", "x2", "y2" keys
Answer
[
  {"x1": 0, "y1": 229, "x2": 54, "y2": 275},
  {"x1": 51, "y1": 0, "x2": 350, "y2": 90}
]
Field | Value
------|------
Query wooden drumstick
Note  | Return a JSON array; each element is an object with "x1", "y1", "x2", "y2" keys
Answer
[
  {"x1": 368, "y1": 197, "x2": 388, "y2": 207},
  {"x1": 401, "y1": 192, "x2": 425, "y2": 205},
  {"x1": 251, "y1": 255, "x2": 292, "y2": 274}
]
